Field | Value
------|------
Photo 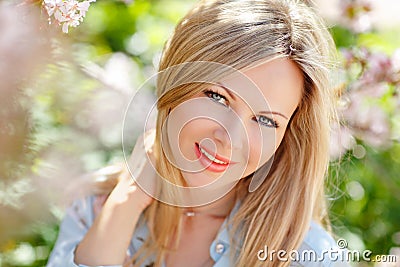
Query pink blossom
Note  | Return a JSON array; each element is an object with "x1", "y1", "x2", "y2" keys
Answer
[
  {"x1": 340, "y1": 0, "x2": 373, "y2": 33},
  {"x1": 330, "y1": 122, "x2": 356, "y2": 160},
  {"x1": 363, "y1": 52, "x2": 393, "y2": 84},
  {"x1": 339, "y1": 86, "x2": 391, "y2": 148},
  {"x1": 335, "y1": 46, "x2": 399, "y2": 156},
  {"x1": 392, "y1": 49, "x2": 400, "y2": 72}
]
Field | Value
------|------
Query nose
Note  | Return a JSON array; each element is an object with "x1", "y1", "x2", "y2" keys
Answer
[{"x1": 213, "y1": 119, "x2": 245, "y2": 151}]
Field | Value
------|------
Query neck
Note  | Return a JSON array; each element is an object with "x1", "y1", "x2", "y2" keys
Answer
[{"x1": 182, "y1": 187, "x2": 237, "y2": 218}]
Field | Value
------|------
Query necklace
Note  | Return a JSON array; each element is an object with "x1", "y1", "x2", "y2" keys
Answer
[
  {"x1": 182, "y1": 209, "x2": 229, "y2": 219},
  {"x1": 182, "y1": 192, "x2": 237, "y2": 219},
  {"x1": 183, "y1": 210, "x2": 196, "y2": 217}
]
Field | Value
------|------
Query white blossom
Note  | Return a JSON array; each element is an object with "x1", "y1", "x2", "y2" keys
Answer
[{"x1": 43, "y1": 0, "x2": 96, "y2": 33}]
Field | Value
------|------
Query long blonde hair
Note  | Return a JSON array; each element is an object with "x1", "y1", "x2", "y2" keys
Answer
[{"x1": 123, "y1": 0, "x2": 337, "y2": 266}]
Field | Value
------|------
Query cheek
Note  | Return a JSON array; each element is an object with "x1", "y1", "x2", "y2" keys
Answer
[
  {"x1": 247, "y1": 127, "x2": 287, "y2": 171},
  {"x1": 177, "y1": 121, "x2": 197, "y2": 160},
  {"x1": 177, "y1": 119, "x2": 216, "y2": 160}
]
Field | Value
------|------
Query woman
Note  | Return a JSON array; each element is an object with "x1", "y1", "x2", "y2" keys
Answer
[{"x1": 47, "y1": 0, "x2": 348, "y2": 266}]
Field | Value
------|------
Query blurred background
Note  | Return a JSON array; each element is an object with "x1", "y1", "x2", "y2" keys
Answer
[{"x1": 0, "y1": 0, "x2": 399, "y2": 266}]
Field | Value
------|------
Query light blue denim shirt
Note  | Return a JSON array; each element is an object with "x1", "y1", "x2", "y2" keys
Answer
[{"x1": 47, "y1": 196, "x2": 350, "y2": 267}]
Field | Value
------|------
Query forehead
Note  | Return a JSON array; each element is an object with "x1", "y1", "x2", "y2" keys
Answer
[{"x1": 220, "y1": 58, "x2": 304, "y2": 117}]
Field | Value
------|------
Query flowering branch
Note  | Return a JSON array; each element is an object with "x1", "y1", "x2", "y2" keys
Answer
[{"x1": 42, "y1": 0, "x2": 96, "y2": 33}]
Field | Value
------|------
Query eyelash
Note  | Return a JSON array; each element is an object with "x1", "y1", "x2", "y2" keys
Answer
[
  {"x1": 204, "y1": 89, "x2": 229, "y2": 106},
  {"x1": 203, "y1": 89, "x2": 280, "y2": 128}
]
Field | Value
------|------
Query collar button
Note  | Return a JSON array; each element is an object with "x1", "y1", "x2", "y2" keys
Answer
[{"x1": 215, "y1": 243, "x2": 225, "y2": 254}]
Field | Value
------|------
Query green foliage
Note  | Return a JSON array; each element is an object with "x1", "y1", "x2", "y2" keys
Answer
[
  {"x1": 0, "y1": 1, "x2": 399, "y2": 266},
  {"x1": 328, "y1": 12, "x2": 400, "y2": 265},
  {"x1": 329, "y1": 143, "x2": 400, "y2": 255},
  {"x1": 330, "y1": 26, "x2": 358, "y2": 48}
]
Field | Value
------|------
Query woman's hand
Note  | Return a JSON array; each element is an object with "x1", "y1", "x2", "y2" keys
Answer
[
  {"x1": 108, "y1": 129, "x2": 158, "y2": 212},
  {"x1": 74, "y1": 130, "x2": 158, "y2": 266}
]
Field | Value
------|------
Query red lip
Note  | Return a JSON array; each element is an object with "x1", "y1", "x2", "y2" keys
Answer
[{"x1": 194, "y1": 143, "x2": 235, "y2": 173}]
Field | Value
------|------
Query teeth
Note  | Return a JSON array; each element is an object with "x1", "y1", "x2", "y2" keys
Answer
[{"x1": 199, "y1": 146, "x2": 228, "y2": 165}]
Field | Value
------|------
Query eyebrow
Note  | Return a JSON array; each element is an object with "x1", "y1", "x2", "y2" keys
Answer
[
  {"x1": 216, "y1": 82, "x2": 237, "y2": 101},
  {"x1": 216, "y1": 83, "x2": 289, "y2": 120},
  {"x1": 260, "y1": 111, "x2": 288, "y2": 120}
]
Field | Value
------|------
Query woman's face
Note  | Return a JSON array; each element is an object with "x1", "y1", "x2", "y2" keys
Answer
[{"x1": 165, "y1": 58, "x2": 303, "y2": 188}]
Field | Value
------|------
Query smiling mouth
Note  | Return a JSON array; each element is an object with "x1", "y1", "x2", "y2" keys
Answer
[
  {"x1": 195, "y1": 143, "x2": 234, "y2": 172},
  {"x1": 199, "y1": 146, "x2": 229, "y2": 164}
]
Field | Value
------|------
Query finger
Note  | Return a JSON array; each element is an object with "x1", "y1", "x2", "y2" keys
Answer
[{"x1": 143, "y1": 128, "x2": 156, "y2": 153}]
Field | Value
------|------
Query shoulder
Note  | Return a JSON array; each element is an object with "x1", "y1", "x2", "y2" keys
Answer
[
  {"x1": 302, "y1": 221, "x2": 338, "y2": 254},
  {"x1": 60, "y1": 194, "x2": 109, "y2": 230},
  {"x1": 292, "y1": 221, "x2": 350, "y2": 267}
]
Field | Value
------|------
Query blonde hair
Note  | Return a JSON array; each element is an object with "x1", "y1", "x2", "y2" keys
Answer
[{"x1": 123, "y1": 0, "x2": 337, "y2": 266}]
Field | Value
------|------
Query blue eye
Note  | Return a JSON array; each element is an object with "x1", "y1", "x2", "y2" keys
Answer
[
  {"x1": 204, "y1": 90, "x2": 229, "y2": 107},
  {"x1": 255, "y1": 115, "x2": 279, "y2": 128}
]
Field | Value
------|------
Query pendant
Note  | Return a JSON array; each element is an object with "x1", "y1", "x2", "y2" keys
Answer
[{"x1": 184, "y1": 210, "x2": 196, "y2": 217}]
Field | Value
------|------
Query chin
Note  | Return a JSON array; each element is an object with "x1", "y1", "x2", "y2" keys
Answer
[{"x1": 182, "y1": 172, "x2": 223, "y2": 188}]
